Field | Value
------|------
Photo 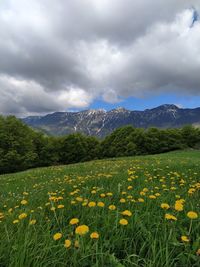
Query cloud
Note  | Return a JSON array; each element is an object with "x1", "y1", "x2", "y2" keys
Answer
[{"x1": 0, "y1": 0, "x2": 200, "y2": 115}]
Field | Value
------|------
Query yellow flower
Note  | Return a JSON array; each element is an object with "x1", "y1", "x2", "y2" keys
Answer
[
  {"x1": 88, "y1": 201, "x2": 96, "y2": 207},
  {"x1": 18, "y1": 213, "x2": 27, "y2": 220},
  {"x1": 181, "y1": 236, "x2": 189, "y2": 243},
  {"x1": 57, "y1": 204, "x2": 64, "y2": 209},
  {"x1": 100, "y1": 193, "x2": 106, "y2": 198},
  {"x1": 119, "y1": 219, "x2": 128, "y2": 226},
  {"x1": 29, "y1": 219, "x2": 36, "y2": 225},
  {"x1": 165, "y1": 214, "x2": 177, "y2": 221},
  {"x1": 106, "y1": 192, "x2": 113, "y2": 196},
  {"x1": 174, "y1": 201, "x2": 183, "y2": 212},
  {"x1": 161, "y1": 203, "x2": 170, "y2": 210},
  {"x1": 53, "y1": 233, "x2": 62, "y2": 241},
  {"x1": 119, "y1": 198, "x2": 126, "y2": 203},
  {"x1": 75, "y1": 225, "x2": 89, "y2": 235},
  {"x1": 149, "y1": 195, "x2": 156, "y2": 199},
  {"x1": 127, "y1": 186, "x2": 133, "y2": 190},
  {"x1": 50, "y1": 207, "x2": 56, "y2": 211},
  {"x1": 108, "y1": 205, "x2": 116, "y2": 210},
  {"x1": 97, "y1": 202, "x2": 105, "y2": 207},
  {"x1": 121, "y1": 210, "x2": 132, "y2": 217},
  {"x1": 187, "y1": 211, "x2": 198, "y2": 219},
  {"x1": 138, "y1": 198, "x2": 144, "y2": 202},
  {"x1": 74, "y1": 240, "x2": 79, "y2": 248},
  {"x1": 64, "y1": 239, "x2": 71, "y2": 248},
  {"x1": 21, "y1": 200, "x2": 28, "y2": 205},
  {"x1": 90, "y1": 232, "x2": 99, "y2": 239},
  {"x1": 69, "y1": 218, "x2": 79, "y2": 225},
  {"x1": 13, "y1": 219, "x2": 19, "y2": 224}
]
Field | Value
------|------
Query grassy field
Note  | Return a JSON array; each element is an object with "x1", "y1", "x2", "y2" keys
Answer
[{"x1": 0, "y1": 151, "x2": 199, "y2": 267}]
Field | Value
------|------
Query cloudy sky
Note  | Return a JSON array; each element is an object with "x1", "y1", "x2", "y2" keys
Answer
[{"x1": 0, "y1": 0, "x2": 200, "y2": 116}]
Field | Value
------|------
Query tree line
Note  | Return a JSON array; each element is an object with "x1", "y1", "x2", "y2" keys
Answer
[{"x1": 0, "y1": 115, "x2": 200, "y2": 174}]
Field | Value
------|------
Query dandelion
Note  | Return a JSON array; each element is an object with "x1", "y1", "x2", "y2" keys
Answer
[
  {"x1": 18, "y1": 213, "x2": 27, "y2": 220},
  {"x1": 29, "y1": 219, "x2": 36, "y2": 225},
  {"x1": 181, "y1": 236, "x2": 189, "y2": 243},
  {"x1": 97, "y1": 202, "x2": 105, "y2": 207},
  {"x1": 165, "y1": 214, "x2": 177, "y2": 221},
  {"x1": 75, "y1": 225, "x2": 89, "y2": 235},
  {"x1": 174, "y1": 201, "x2": 183, "y2": 211},
  {"x1": 88, "y1": 201, "x2": 96, "y2": 207},
  {"x1": 69, "y1": 218, "x2": 79, "y2": 225},
  {"x1": 138, "y1": 198, "x2": 144, "y2": 202},
  {"x1": 187, "y1": 211, "x2": 198, "y2": 219},
  {"x1": 53, "y1": 233, "x2": 62, "y2": 241},
  {"x1": 21, "y1": 200, "x2": 28, "y2": 205},
  {"x1": 64, "y1": 239, "x2": 71, "y2": 248},
  {"x1": 161, "y1": 203, "x2": 170, "y2": 210},
  {"x1": 119, "y1": 219, "x2": 128, "y2": 226},
  {"x1": 108, "y1": 205, "x2": 116, "y2": 210},
  {"x1": 90, "y1": 232, "x2": 99, "y2": 239},
  {"x1": 57, "y1": 204, "x2": 64, "y2": 209},
  {"x1": 119, "y1": 198, "x2": 126, "y2": 203},
  {"x1": 74, "y1": 240, "x2": 79, "y2": 248},
  {"x1": 13, "y1": 220, "x2": 19, "y2": 224},
  {"x1": 121, "y1": 210, "x2": 132, "y2": 217}
]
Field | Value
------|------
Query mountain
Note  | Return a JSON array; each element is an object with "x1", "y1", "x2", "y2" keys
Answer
[{"x1": 22, "y1": 104, "x2": 200, "y2": 137}]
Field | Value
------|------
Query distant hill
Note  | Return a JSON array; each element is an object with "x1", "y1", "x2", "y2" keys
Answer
[{"x1": 22, "y1": 104, "x2": 200, "y2": 137}]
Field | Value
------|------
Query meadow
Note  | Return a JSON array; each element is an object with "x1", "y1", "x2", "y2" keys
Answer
[{"x1": 0, "y1": 151, "x2": 199, "y2": 267}]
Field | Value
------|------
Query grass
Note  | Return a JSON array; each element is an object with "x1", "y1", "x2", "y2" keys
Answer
[{"x1": 0, "y1": 150, "x2": 200, "y2": 267}]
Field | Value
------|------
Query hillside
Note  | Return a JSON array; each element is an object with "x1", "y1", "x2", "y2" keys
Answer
[
  {"x1": 22, "y1": 104, "x2": 200, "y2": 137},
  {"x1": 0, "y1": 151, "x2": 199, "y2": 267}
]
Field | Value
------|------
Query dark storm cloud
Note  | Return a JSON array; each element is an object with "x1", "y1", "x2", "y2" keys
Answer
[{"x1": 0, "y1": 0, "x2": 200, "y2": 115}]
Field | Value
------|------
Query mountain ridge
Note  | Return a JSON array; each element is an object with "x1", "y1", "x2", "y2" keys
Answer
[{"x1": 22, "y1": 104, "x2": 200, "y2": 137}]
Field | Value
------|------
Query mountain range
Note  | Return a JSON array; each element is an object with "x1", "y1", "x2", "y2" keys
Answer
[{"x1": 22, "y1": 104, "x2": 200, "y2": 137}]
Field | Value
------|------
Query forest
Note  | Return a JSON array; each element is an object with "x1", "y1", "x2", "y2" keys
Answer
[{"x1": 0, "y1": 115, "x2": 200, "y2": 174}]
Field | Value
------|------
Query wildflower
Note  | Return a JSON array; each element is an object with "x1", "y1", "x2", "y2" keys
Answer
[
  {"x1": 50, "y1": 207, "x2": 56, "y2": 211},
  {"x1": 187, "y1": 211, "x2": 198, "y2": 219},
  {"x1": 138, "y1": 198, "x2": 144, "y2": 202},
  {"x1": 57, "y1": 204, "x2": 64, "y2": 209},
  {"x1": 88, "y1": 201, "x2": 96, "y2": 207},
  {"x1": 97, "y1": 202, "x2": 105, "y2": 207},
  {"x1": 29, "y1": 219, "x2": 36, "y2": 225},
  {"x1": 90, "y1": 232, "x2": 99, "y2": 239},
  {"x1": 119, "y1": 219, "x2": 128, "y2": 226},
  {"x1": 75, "y1": 225, "x2": 89, "y2": 235},
  {"x1": 108, "y1": 205, "x2": 116, "y2": 210},
  {"x1": 64, "y1": 239, "x2": 71, "y2": 248},
  {"x1": 13, "y1": 220, "x2": 19, "y2": 224},
  {"x1": 100, "y1": 193, "x2": 106, "y2": 198},
  {"x1": 127, "y1": 186, "x2": 133, "y2": 190},
  {"x1": 21, "y1": 200, "x2": 28, "y2": 205},
  {"x1": 165, "y1": 214, "x2": 177, "y2": 221},
  {"x1": 18, "y1": 213, "x2": 27, "y2": 220},
  {"x1": 119, "y1": 198, "x2": 126, "y2": 203},
  {"x1": 149, "y1": 195, "x2": 156, "y2": 199},
  {"x1": 69, "y1": 218, "x2": 79, "y2": 225},
  {"x1": 161, "y1": 203, "x2": 170, "y2": 210},
  {"x1": 121, "y1": 210, "x2": 132, "y2": 217},
  {"x1": 174, "y1": 201, "x2": 183, "y2": 211},
  {"x1": 181, "y1": 236, "x2": 189, "y2": 243},
  {"x1": 74, "y1": 240, "x2": 79, "y2": 248},
  {"x1": 106, "y1": 192, "x2": 113, "y2": 197},
  {"x1": 53, "y1": 233, "x2": 62, "y2": 241}
]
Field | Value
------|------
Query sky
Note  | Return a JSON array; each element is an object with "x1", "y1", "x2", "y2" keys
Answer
[{"x1": 0, "y1": 0, "x2": 200, "y2": 116}]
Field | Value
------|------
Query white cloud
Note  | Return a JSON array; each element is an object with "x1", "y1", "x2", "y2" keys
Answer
[{"x1": 0, "y1": 0, "x2": 200, "y2": 115}]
